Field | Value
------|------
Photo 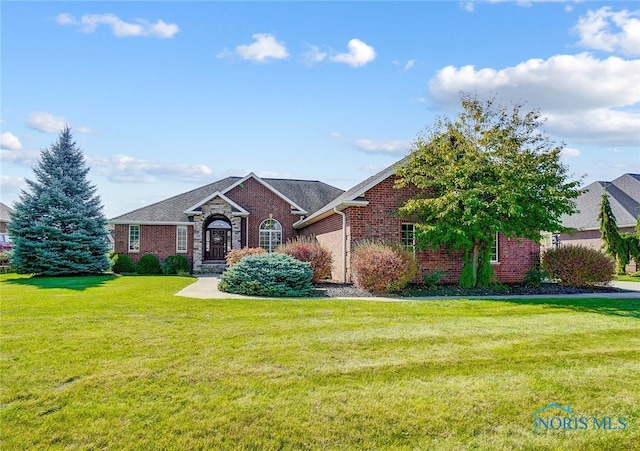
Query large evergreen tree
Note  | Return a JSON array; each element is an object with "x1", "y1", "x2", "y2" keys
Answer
[
  {"x1": 9, "y1": 127, "x2": 110, "y2": 275},
  {"x1": 395, "y1": 94, "x2": 581, "y2": 287}
]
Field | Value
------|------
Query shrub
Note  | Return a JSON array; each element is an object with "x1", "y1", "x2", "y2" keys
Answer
[
  {"x1": 136, "y1": 254, "x2": 162, "y2": 275},
  {"x1": 161, "y1": 254, "x2": 191, "y2": 275},
  {"x1": 423, "y1": 270, "x2": 445, "y2": 288},
  {"x1": 542, "y1": 245, "x2": 615, "y2": 287},
  {"x1": 0, "y1": 251, "x2": 12, "y2": 265},
  {"x1": 523, "y1": 266, "x2": 548, "y2": 287},
  {"x1": 218, "y1": 253, "x2": 313, "y2": 297},
  {"x1": 225, "y1": 247, "x2": 266, "y2": 266},
  {"x1": 350, "y1": 241, "x2": 418, "y2": 294},
  {"x1": 111, "y1": 253, "x2": 136, "y2": 273},
  {"x1": 276, "y1": 236, "x2": 332, "y2": 282}
]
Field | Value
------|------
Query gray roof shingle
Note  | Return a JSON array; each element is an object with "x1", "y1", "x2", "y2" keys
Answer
[
  {"x1": 110, "y1": 176, "x2": 344, "y2": 223},
  {"x1": 0, "y1": 202, "x2": 13, "y2": 223},
  {"x1": 562, "y1": 173, "x2": 640, "y2": 230}
]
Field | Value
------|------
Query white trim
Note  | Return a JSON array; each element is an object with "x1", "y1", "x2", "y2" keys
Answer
[
  {"x1": 128, "y1": 224, "x2": 140, "y2": 253},
  {"x1": 490, "y1": 232, "x2": 499, "y2": 263},
  {"x1": 293, "y1": 164, "x2": 397, "y2": 229},
  {"x1": 184, "y1": 191, "x2": 250, "y2": 216},
  {"x1": 176, "y1": 225, "x2": 188, "y2": 253},
  {"x1": 110, "y1": 220, "x2": 194, "y2": 226},
  {"x1": 222, "y1": 173, "x2": 308, "y2": 215},
  {"x1": 293, "y1": 200, "x2": 369, "y2": 229}
]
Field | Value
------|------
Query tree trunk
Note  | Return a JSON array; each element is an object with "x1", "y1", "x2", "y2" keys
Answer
[{"x1": 471, "y1": 242, "x2": 480, "y2": 287}]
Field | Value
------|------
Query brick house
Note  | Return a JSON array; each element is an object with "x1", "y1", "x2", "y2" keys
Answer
[
  {"x1": 554, "y1": 173, "x2": 639, "y2": 272},
  {"x1": 0, "y1": 202, "x2": 13, "y2": 234},
  {"x1": 110, "y1": 163, "x2": 539, "y2": 282}
]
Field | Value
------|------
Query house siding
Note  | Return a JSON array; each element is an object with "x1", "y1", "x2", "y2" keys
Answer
[
  {"x1": 113, "y1": 224, "x2": 194, "y2": 265},
  {"x1": 225, "y1": 177, "x2": 303, "y2": 248},
  {"x1": 304, "y1": 175, "x2": 539, "y2": 284}
]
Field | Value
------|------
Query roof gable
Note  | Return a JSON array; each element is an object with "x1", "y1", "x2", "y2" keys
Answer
[
  {"x1": 109, "y1": 174, "x2": 343, "y2": 224},
  {"x1": 184, "y1": 191, "x2": 249, "y2": 216},
  {"x1": 222, "y1": 173, "x2": 308, "y2": 214},
  {"x1": 562, "y1": 173, "x2": 640, "y2": 230},
  {"x1": 294, "y1": 162, "x2": 399, "y2": 228}
]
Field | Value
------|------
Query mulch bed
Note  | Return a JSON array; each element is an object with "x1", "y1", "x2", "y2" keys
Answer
[{"x1": 313, "y1": 281, "x2": 627, "y2": 298}]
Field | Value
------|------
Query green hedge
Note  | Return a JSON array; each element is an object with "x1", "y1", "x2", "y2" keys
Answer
[{"x1": 136, "y1": 254, "x2": 162, "y2": 275}]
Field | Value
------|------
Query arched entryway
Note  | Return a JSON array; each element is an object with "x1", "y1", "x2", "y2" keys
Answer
[{"x1": 204, "y1": 216, "x2": 232, "y2": 260}]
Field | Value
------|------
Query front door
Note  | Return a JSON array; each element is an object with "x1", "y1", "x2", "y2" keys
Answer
[{"x1": 206, "y1": 228, "x2": 227, "y2": 260}]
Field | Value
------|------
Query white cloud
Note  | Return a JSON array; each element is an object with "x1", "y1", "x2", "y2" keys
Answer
[
  {"x1": 351, "y1": 139, "x2": 409, "y2": 155},
  {"x1": 461, "y1": 2, "x2": 475, "y2": 13},
  {"x1": 0, "y1": 132, "x2": 22, "y2": 151},
  {"x1": 574, "y1": 7, "x2": 640, "y2": 56},
  {"x1": 57, "y1": 13, "x2": 179, "y2": 39},
  {"x1": 91, "y1": 154, "x2": 214, "y2": 183},
  {"x1": 328, "y1": 131, "x2": 342, "y2": 138},
  {"x1": 330, "y1": 39, "x2": 376, "y2": 68},
  {"x1": 561, "y1": 147, "x2": 581, "y2": 161},
  {"x1": 302, "y1": 44, "x2": 327, "y2": 66},
  {"x1": 428, "y1": 53, "x2": 640, "y2": 146},
  {"x1": 394, "y1": 59, "x2": 416, "y2": 71},
  {"x1": 0, "y1": 175, "x2": 27, "y2": 196},
  {"x1": 227, "y1": 33, "x2": 289, "y2": 63},
  {"x1": 403, "y1": 59, "x2": 416, "y2": 71},
  {"x1": 26, "y1": 112, "x2": 67, "y2": 133},
  {"x1": 25, "y1": 112, "x2": 91, "y2": 134}
]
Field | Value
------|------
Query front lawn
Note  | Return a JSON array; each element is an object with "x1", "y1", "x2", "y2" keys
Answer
[
  {"x1": 615, "y1": 274, "x2": 640, "y2": 283},
  {"x1": 1, "y1": 274, "x2": 638, "y2": 449}
]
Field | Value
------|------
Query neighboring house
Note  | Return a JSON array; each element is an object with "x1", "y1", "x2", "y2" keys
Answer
[
  {"x1": 110, "y1": 162, "x2": 539, "y2": 283},
  {"x1": 557, "y1": 173, "x2": 639, "y2": 272},
  {"x1": 0, "y1": 202, "x2": 13, "y2": 234}
]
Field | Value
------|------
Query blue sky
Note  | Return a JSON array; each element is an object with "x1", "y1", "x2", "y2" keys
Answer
[{"x1": 2, "y1": 1, "x2": 639, "y2": 218}]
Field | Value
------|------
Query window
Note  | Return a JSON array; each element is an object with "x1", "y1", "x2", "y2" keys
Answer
[
  {"x1": 401, "y1": 223, "x2": 415, "y2": 252},
  {"x1": 128, "y1": 225, "x2": 140, "y2": 252},
  {"x1": 176, "y1": 226, "x2": 188, "y2": 253},
  {"x1": 259, "y1": 219, "x2": 282, "y2": 252},
  {"x1": 490, "y1": 232, "x2": 499, "y2": 263}
]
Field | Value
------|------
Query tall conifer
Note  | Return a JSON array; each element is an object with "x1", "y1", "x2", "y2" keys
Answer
[{"x1": 9, "y1": 127, "x2": 110, "y2": 275}]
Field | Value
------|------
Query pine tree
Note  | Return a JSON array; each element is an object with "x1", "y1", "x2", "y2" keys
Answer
[
  {"x1": 8, "y1": 127, "x2": 110, "y2": 275},
  {"x1": 599, "y1": 189, "x2": 631, "y2": 274}
]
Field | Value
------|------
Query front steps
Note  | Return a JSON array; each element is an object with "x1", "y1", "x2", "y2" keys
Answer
[{"x1": 196, "y1": 261, "x2": 227, "y2": 275}]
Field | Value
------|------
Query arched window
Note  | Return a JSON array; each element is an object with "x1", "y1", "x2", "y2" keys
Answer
[{"x1": 259, "y1": 219, "x2": 282, "y2": 252}]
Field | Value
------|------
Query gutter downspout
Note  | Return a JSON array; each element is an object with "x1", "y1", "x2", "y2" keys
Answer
[{"x1": 334, "y1": 207, "x2": 347, "y2": 283}]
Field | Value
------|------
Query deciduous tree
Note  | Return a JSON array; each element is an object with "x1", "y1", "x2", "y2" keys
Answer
[{"x1": 395, "y1": 94, "x2": 581, "y2": 287}]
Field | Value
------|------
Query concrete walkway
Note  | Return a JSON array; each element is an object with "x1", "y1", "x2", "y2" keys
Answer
[{"x1": 175, "y1": 276, "x2": 640, "y2": 301}]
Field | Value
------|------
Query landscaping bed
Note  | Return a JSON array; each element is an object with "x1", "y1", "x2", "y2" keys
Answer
[{"x1": 314, "y1": 281, "x2": 627, "y2": 298}]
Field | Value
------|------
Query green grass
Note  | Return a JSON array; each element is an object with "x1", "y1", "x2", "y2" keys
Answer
[
  {"x1": 1, "y1": 274, "x2": 639, "y2": 450},
  {"x1": 614, "y1": 274, "x2": 640, "y2": 283}
]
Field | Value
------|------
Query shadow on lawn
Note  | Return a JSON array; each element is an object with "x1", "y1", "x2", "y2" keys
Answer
[
  {"x1": 491, "y1": 297, "x2": 640, "y2": 319},
  {"x1": 4, "y1": 275, "x2": 117, "y2": 291}
]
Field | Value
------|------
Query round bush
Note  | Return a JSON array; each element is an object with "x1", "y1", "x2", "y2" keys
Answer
[
  {"x1": 111, "y1": 253, "x2": 136, "y2": 273},
  {"x1": 136, "y1": 253, "x2": 162, "y2": 275},
  {"x1": 218, "y1": 253, "x2": 313, "y2": 297},
  {"x1": 542, "y1": 245, "x2": 615, "y2": 287},
  {"x1": 351, "y1": 241, "x2": 418, "y2": 294},
  {"x1": 276, "y1": 236, "x2": 332, "y2": 282},
  {"x1": 161, "y1": 254, "x2": 191, "y2": 275}
]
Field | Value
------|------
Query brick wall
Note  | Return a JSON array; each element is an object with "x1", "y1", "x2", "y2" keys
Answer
[
  {"x1": 113, "y1": 224, "x2": 194, "y2": 264},
  {"x1": 303, "y1": 175, "x2": 539, "y2": 284},
  {"x1": 225, "y1": 177, "x2": 303, "y2": 247}
]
